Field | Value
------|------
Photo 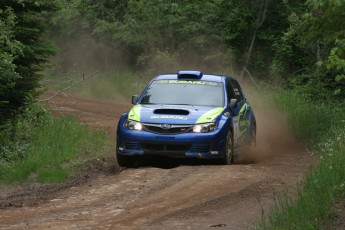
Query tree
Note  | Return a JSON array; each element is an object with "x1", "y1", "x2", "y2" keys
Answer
[
  {"x1": 0, "y1": 0, "x2": 57, "y2": 122},
  {"x1": 0, "y1": 7, "x2": 21, "y2": 121},
  {"x1": 272, "y1": 0, "x2": 345, "y2": 100},
  {"x1": 51, "y1": 0, "x2": 223, "y2": 71},
  {"x1": 214, "y1": 0, "x2": 295, "y2": 78}
]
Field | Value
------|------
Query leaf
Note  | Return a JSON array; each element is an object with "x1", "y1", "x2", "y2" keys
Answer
[
  {"x1": 335, "y1": 74, "x2": 345, "y2": 82},
  {"x1": 316, "y1": 60, "x2": 323, "y2": 67},
  {"x1": 334, "y1": 88, "x2": 342, "y2": 95}
]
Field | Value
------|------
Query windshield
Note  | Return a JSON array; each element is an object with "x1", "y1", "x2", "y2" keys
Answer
[{"x1": 140, "y1": 80, "x2": 224, "y2": 107}]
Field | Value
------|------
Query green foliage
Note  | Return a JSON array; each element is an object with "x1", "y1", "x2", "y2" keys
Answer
[
  {"x1": 0, "y1": 8, "x2": 22, "y2": 119},
  {"x1": 215, "y1": 0, "x2": 293, "y2": 77},
  {"x1": 0, "y1": 104, "x2": 106, "y2": 184},
  {"x1": 326, "y1": 39, "x2": 345, "y2": 95},
  {"x1": 272, "y1": 0, "x2": 345, "y2": 101},
  {"x1": 48, "y1": 0, "x2": 345, "y2": 101},
  {"x1": 51, "y1": 0, "x2": 295, "y2": 75},
  {"x1": 257, "y1": 89, "x2": 345, "y2": 229},
  {"x1": 0, "y1": 104, "x2": 47, "y2": 163},
  {"x1": 0, "y1": 0, "x2": 57, "y2": 122}
]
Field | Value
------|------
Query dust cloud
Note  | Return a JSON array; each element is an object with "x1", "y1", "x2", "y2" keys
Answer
[
  {"x1": 237, "y1": 82, "x2": 303, "y2": 163},
  {"x1": 127, "y1": 39, "x2": 238, "y2": 77},
  {"x1": 49, "y1": 31, "x2": 130, "y2": 74}
]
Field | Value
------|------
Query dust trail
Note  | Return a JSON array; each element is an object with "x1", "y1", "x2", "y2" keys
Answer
[{"x1": 237, "y1": 82, "x2": 303, "y2": 163}]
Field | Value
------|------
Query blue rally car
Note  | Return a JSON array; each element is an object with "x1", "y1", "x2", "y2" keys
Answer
[{"x1": 116, "y1": 71, "x2": 256, "y2": 167}]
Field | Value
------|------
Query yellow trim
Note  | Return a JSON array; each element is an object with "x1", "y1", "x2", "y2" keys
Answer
[
  {"x1": 196, "y1": 107, "x2": 224, "y2": 124},
  {"x1": 128, "y1": 104, "x2": 141, "y2": 121},
  {"x1": 239, "y1": 103, "x2": 248, "y2": 116}
]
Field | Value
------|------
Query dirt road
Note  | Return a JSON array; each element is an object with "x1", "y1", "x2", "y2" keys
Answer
[{"x1": 0, "y1": 93, "x2": 314, "y2": 229}]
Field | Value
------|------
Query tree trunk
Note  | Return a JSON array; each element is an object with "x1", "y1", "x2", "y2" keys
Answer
[{"x1": 240, "y1": 0, "x2": 268, "y2": 79}]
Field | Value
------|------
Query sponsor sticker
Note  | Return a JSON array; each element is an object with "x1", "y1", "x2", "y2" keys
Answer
[
  {"x1": 150, "y1": 115, "x2": 188, "y2": 120},
  {"x1": 233, "y1": 117, "x2": 239, "y2": 144},
  {"x1": 156, "y1": 80, "x2": 219, "y2": 86}
]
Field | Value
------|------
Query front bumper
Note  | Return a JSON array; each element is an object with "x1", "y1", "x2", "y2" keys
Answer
[{"x1": 117, "y1": 126, "x2": 228, "y2": 159}]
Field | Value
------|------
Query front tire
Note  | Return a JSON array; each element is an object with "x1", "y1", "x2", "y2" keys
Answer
[
  {"x1": 220, "y1": 132, "x2": 234, "y2": 165},
  {"x1": 116, "y1": 147, "x2": 137, "y2": 168}
]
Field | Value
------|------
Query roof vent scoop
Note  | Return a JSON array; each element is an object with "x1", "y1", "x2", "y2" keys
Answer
[
  {"x1": 154, "y1": 109, "x2": 190, "y2": 115},
  {"x1": 177, "y1": 71, "x2": 203, "y2": 79}
]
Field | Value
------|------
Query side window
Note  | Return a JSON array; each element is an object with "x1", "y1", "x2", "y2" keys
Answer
[
  {"x1": 230, "y1": 80, "x2": 244, "y2": 102},
  {"x1": 226, "y1": 79, "x2": 235, "y2": 102}
]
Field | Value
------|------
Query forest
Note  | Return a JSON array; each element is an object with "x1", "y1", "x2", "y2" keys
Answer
[
  {"x1": 1, "y1": 0, "x2": 345, "y2": 121},
  {"x1": 0, "y1": 0, "x2": 345, "y2": 228}
]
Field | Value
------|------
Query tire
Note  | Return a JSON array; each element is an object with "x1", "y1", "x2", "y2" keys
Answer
[
  {"x1": 220, "y1": 131, "x2": 234, "y2": 165},
  {"x1": 116, "y1": 147, "x2": 136, "y2": 168}
]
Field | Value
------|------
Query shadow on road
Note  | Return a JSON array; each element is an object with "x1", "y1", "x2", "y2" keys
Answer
[{"x1": 126, "y1": 155, "x2": 258, "y2": 170}]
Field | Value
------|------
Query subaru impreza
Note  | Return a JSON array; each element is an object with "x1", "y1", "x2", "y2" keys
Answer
[{"x1": 116, "y1": 71, "x2": 256, "y2": 167}]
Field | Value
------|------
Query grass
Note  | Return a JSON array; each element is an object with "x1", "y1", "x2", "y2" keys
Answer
[
  {"x1": 0, "y1": 109, "x2": 105, "y2": 184},
  {"x1": 2, "y1": 70, "x2": 148, "y2": 184},
  {"x1": 257, "y1": 89, "x2": 345, "y2": 229},
  {"x1": 1, "y1": 70, "x2": 146, "y2": 184}
]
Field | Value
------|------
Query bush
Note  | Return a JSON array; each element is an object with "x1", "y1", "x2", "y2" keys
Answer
[
  {"x1": 0, "y1": 104, "x2": 105, "y2": 184},
  {"x1": 257, "y1": 89, "x2": 345, "y2": 229}
]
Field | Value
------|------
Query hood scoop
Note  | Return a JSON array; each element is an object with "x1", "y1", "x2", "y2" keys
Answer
[{"x1": 154, "y1": 109, "x2": 190, "y2": 115}]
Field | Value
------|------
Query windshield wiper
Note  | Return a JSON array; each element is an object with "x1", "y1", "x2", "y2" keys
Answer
[{"x1": 140, "y1": 102, "x2": 156, "y2": 105}]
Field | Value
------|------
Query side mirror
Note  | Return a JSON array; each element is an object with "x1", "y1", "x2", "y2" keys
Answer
[
  {"x1": 131, "y1": 95, "x2": 138, "y2": 104},
  {"x1": 229, "y1": 98, "x2": 238, "y2": 109}
]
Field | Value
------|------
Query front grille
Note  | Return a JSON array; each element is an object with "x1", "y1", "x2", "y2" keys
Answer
[
  {"x1": 142, "y1": 143, "x2": 191, "y2": 152},
  {"x1": 143, "y1": 123, "x2": 192, "y2": 134},
  {"x1": 190, "y1": 143, "x2": 211, "y2": 152},
  {"x1": 124, "y1": 141, "x2": 141, "y2": 150}
]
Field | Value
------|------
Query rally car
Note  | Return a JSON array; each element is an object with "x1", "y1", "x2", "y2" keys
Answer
[{"x1": 116, "y1": 71, "x2": 256, "y2": 167}]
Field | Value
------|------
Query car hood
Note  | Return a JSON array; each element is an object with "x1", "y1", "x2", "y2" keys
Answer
[{"x1": 128, "y1": 104, "x2": 224, "y2": 125}]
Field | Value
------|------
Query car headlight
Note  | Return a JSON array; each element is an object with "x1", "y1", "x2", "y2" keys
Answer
[
  {"x1": 124, "y1": 119, "x2": 143, "y2": 130},
  {"x1": 193, "y1": 123, "x2": 216, "y2": 133}
]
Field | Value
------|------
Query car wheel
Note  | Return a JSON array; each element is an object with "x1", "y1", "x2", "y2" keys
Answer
[
  {"x1": 220, "y1": 131, "x2": 234, "y2": 165},
  {"x1": 116, "y1": 147, "x2": 136, "y2": 168}
]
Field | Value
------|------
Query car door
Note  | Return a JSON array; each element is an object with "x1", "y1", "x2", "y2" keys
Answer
[{"x1": 227, "y1": 79, "x2": 250, "y2": 145}]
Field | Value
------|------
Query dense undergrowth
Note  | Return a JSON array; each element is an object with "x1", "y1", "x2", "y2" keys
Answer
[
  {"x1": 257, "y1": 89, "x2": 345, "y2": 229},
  {"x1": 0, "y1": 104, "x2": 105, "y2": 184}
]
